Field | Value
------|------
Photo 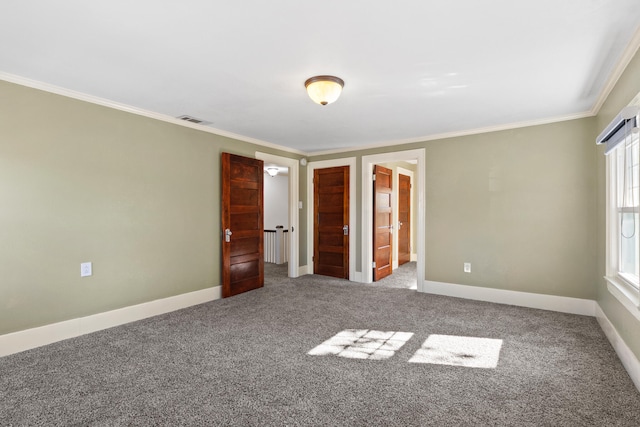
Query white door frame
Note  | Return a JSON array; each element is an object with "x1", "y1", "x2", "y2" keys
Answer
[
  {"x1": 362, "y1": 149, "x2": 425, "y2": 291},
  {"x1": 306, "y1": 157, "x2": 357, "y2": 281},
  {"x1": 255, "y1": 152, "x2": 300, "y2": 278}
]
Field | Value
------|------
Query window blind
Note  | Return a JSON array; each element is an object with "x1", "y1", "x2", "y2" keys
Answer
[{"x1": 596, "y1": 106, "x2": 639, "y2": 155}]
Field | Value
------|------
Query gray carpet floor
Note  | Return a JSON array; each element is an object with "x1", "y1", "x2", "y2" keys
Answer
[
  {"x1": 369, "y1": 261, "x2": 418, "y2": 289},
  {"x1": 2, "y1": 264, "x2": 640, "y2": 426}
]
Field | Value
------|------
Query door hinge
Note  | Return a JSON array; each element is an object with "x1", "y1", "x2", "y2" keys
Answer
[
  {"x1": 373, "y1": 174, "x2": 376, "y2": 181},
  {"x1": 372, "y1": 261, "x2": 377, "y2": 268}
]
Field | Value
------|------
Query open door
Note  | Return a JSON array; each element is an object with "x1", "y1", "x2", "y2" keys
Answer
[
  {"x1": 221, "y1": 153, "x2": 264, "y2": 297},
  {"x1": 373, "y1": 165, "x2": 393, "y2": 281},
  {"x1": 314, "y1": 166, "x2": 349, "y2": 279},
  {"x1": 398, "y1": 173, "x2": 411, "y2": 266}
]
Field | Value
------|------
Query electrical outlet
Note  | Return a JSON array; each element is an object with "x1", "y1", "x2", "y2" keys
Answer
[
  {"x1": 464, "y1": 262, "x2": 471, "y2": 273},
  {"x1": 81, "y1": 262, "x2": 92, "y2": 277}
]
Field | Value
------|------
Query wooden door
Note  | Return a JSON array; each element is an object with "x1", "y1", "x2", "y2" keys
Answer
[
  {"x1": 373, "y1": 165, "x2": 393, "y2": 281},
  {"x1": 398, "y1": 173, "x2": 411, "y2": 266},
  {"x1": 314, "y1": 166, "x2": 349, "y2": 279},
  {"x1": 221, "y1": 153, "x2": 264, "y2": 297}
]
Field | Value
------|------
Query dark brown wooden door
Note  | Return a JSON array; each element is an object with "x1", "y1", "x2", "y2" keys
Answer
[
  {"x1": 314, "y1": 166, "x2": 349, "y2": 279},
  {"x1": 398, "y1": 173, "x2": 411, "y2": 266},
  {"x1": 221, "y1": 153, "x2": 264, "y2": 297},
  {"x1": 373, "y1": 165, "x2": 392, "y2": 281}
]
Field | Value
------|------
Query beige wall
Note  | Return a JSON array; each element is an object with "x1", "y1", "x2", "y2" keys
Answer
[
  {"x1": 423, "y1": 119, "x2": 597, "y2": 297},
  {"x1": 0, "y1": 80, "x2": 300, "y2": 335},
  {"x1": 310, "y1": 118, "x2": 597, "y2": 299}
]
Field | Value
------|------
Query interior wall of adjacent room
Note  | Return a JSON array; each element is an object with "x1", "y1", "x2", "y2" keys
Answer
[{"x1": 264, "y1": 174, "x2": 289, "y2": 229}]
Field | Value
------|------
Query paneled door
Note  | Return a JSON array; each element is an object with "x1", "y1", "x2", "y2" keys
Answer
[
  {"x1": 314, "y1": 166, "x2": 349, "y2": 279},
  {"x1": 398, "y1": 173, "x2": 411, "y2": 266},
  {"x1": 221, "y1": 153, "x2": 264, "y2": 297},
  {"x1": 373, "y1": 165, "x2": 393, "y2": 281}
]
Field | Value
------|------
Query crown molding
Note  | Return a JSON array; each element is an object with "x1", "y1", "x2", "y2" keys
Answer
[
  {"x1": 0, "y1": 72, "x2": 306, "y2": 156},
  {"x1": 590, "y1": 24, "x2": 640, "y2": 116},
  {"x1": 0, "y1": 71, "x2": 596, "y2": 159},
  {"x1": 307, "y1": 111, "x2": 594, "y2": 157},
  {"x1": 4, "y1": 22, "x2": 638, "y2": 164}
]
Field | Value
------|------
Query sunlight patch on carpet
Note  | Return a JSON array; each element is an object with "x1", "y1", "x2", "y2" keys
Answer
[
  {"x1": 408, "y1": 334, "x2": 503, "y2": 368},
  {"x1": 308, "y1": 329, "x2": 414, "y2": 360}
]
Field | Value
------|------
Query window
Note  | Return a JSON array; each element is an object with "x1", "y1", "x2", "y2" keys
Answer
[
  {"x1": 613, "y1": 137, "x2": 639, "y2": 285},
  {"x1": 602, "y1": 106, "x2": 640, "y2": 316}
]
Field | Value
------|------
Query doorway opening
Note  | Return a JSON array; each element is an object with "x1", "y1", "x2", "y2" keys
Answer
[
  {"x1": 370, "y1": 162, "x2": 417, "y2": 289},
  {"x1": 362, "y1": 149, "x2": 425, "y2": 292},
  {"x1": 255, "y1": 152, "x2": 300, "y2": 279}
]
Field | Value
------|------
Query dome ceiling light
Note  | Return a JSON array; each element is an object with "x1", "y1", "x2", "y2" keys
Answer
[
  {"x1": 304, "y1": 75, "x2": 344, "y2": 106},
  {"x1": 265, "y1": 167, "x2": 279, "y2": 177}
]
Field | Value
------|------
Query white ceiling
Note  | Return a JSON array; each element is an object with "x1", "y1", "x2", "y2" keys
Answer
[{"x1": 1, "y1": 1, "x2": 639, "y2": 154}]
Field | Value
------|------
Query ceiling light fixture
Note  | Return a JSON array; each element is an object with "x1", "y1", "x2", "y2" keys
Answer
[
  {"x1": 305, "y1": 75, "x2": 344, "y2": 106},
  {"x1": 266, "y1": 167, "x2": 279, "y2": 177}
]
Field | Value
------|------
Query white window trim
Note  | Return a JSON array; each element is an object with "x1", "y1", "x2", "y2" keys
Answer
[
  {"x1": 605, "y1": 276, "x2": 640, "y2": 321},
  {"x1": 604, "y1": 142, "x2": 640, "y2": 320}
]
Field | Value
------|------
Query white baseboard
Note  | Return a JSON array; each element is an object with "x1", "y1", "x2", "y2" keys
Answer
[
  {"x1": 298, "y1": 265, "x2": 310, "y2": 276},
  {"x1": 596, "y1": 304, "x2": 640, "y2": 392},
  {"x1": 0, "y1": 286, "x2": 221, "y2": 358},
  {"x1": 411, "y1": 253, "x2": 417, "y2": 262},
  {"x1": 423, "y1": 280, "x2": 596, "y2": 316},
  {"x1": 423, "y1": 281, "x2": 640, "y2": 390},
  {"x1": 353, "y1": 271, "x2": 365, "y2": 283},
  {"x1": 3, "y1": 279, "x2": 638, "y2": 393}
]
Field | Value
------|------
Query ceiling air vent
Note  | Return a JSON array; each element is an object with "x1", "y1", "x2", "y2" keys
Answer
[{"x1": 176, "y1": 115, "x2": 211, "y2": 125}]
